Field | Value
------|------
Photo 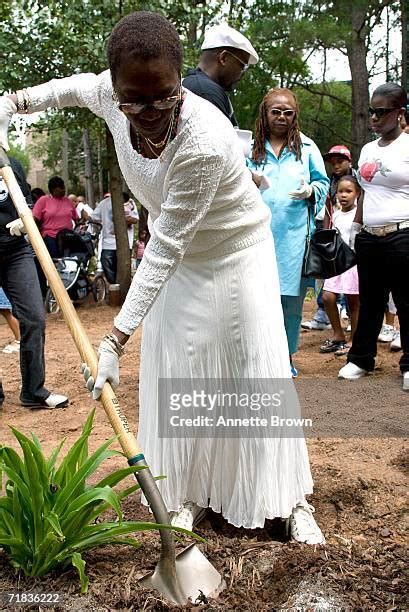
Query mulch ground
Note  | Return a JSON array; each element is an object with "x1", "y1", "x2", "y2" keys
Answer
[{"x1": 0, "y1": 298, "x2": 407, "y2": 610}]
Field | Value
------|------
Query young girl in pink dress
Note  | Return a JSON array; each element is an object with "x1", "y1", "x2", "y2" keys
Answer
[{"x1": 319, "y1": 176, "x2": 360, "y2": 356}]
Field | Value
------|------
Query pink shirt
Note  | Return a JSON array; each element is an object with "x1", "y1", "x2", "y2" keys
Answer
[
  {"x1": 33, "y1": 195, "x2": 78, "y2": 238},
  {"x1": 135, "y1": 239, "x2": 145, "y2": 259}
]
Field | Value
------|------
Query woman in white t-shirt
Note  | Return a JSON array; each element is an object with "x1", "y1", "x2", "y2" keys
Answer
[{"x1": 338, "y1": 83, "x2": 409, "y2": 391}]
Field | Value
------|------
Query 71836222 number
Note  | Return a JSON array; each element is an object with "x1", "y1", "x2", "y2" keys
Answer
[{"x1": 1, "y1": 591, "x2": 63, "y2": 607}]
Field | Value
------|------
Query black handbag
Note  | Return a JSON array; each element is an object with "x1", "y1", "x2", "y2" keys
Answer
[{"x1": 302, "y1": 205, "x2": 357, "y2": 279}]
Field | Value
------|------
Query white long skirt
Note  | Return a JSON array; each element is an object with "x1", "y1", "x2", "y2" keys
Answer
[{"x1": 138, "y1": 237, "x2": 313, "y2": 529}]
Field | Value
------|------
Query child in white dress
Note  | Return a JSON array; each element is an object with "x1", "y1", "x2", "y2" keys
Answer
[{"x1": 320, "y1": 176, "x2": 360, "y2": 356}]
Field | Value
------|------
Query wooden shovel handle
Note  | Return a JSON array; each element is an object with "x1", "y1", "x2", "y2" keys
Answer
[{"x1": 0, "y1": 160, "x2": 142, "y2": 460}]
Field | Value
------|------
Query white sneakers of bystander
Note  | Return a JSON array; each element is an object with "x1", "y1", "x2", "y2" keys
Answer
[
  {"x1": 338, "y1": 362, "x2": 369, "y2": 380},
  {"x1": 301, "y1": 319, "x2": 332, "y2": 331},
  {"x1": 2, "y1": 339, "x2": 20, "y2": 353},
  {"x1": 390, "y1": 331, "x2": 401, "y2": 352},
  {"x1": 378, "y1": 324, "x2": 397, "y2": 343}
]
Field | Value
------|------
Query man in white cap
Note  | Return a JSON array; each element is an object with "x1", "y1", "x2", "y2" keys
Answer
[{"x1": 183, "y1": 23, "x2": 259, "y2": 126}]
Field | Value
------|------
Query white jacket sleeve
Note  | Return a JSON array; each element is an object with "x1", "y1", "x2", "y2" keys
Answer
[
  {"x1": 114, "y1": 150, "x2": 225, "y2": 335},
  {"x1": 24, "y1": 71, "x2": 112, "y2": 119}
]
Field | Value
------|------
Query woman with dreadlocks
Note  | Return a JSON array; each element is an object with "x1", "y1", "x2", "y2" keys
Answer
[{"x1": 247, "y1": 88, "x2": 329, "y2": 376}]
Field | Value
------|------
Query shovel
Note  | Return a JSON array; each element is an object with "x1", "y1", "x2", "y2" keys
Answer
[{"x1": 0, "y1": 149, "x2": 224, "y2": 605}]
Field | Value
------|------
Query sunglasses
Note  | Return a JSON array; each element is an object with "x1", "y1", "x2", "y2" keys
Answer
[
  {"x1": 225, "y1": 50, "x2": 249, "y2": 72},
  {"x1": 114, "y1": 85, "x2": 181, "y2": 115},
  {"x1": 268, "y1": 108, "x2": 296, "y2": 118},
  {"x1": 368, "y1": 106, "x2": 401, "y2": 119}
]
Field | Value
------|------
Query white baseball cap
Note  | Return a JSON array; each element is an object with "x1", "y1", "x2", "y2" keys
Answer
[{"x1": 201, "y1": 24, "x2": 259, "y2": 65}]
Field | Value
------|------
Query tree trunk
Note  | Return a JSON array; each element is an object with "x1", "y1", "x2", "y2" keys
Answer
[
  {"x1": 97, "y1": 136, "x2": 104, "y2": 204},
  {"x1": 401, "y1": 0, "x2": 408, "y2": 90},
  {"x1": 61, "y1": 129, "x2": 69, "y2": 187},
  {"x1": 346, "y1": 5, "x2": 371, "y2": 162},
  {"x1": 105, "y1": 126, "x2": 131, "y2": 302},
  {"x1": 82, "y1": 128, "x2": 95, "y2": 206}
]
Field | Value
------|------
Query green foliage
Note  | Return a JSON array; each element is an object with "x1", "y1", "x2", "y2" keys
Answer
[
  {"x1": 295, "y1": 81, "x2": 353, "y2": 154},
  {"x1": 8, "y1": 140, "x2": 31, "y2": 175},
  {"x1": 27, "y1": 113, "x2": 107, "y2": 194},
  {"x1": 0, "y1": 0, "x2": 400, "y2": 183},
  {"x1": 0, "y1": 410, "x2": 172, "y2": 593}
]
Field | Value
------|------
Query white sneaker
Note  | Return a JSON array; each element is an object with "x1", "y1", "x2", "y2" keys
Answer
[
  {"x1": 403, "y1": 372, "x2": 409, "y2": 392},
  {"x1": 340, "y1": 308, "x2": 349, "y2": 320},
  {"x1": 390, "y1": 331, "x2": 401, "y2": 352},
  {"x1": 22, "y1": 393, "x2": 69, "y2": 409},
  {"x1": 169, "y1": 502, "x2": 207, "y2": 531},
  {"x1": 44, "y1": 393, "x2": 69, "y2": 409},
  {"x1": 2, "y1": 340, "x2": 20, "y2": 354},
  {"x1": 289, "y1": 502, "x2": 325, "y2": 545},
  {"x1": 378, "y1": 324, "x2": 396, "y2": 343},
  {"x1": 346, "y1": 324, "x2": 352, "y2": 332},
  {"x1": 312, "y1": 320, "x2": 331, "y2": 330},
  {"x1": 301, "y1": 319, "x2": 332, "y2": 331},
  {"x1": 338, "y1": 362, "x2": 369, "y2": 379}
]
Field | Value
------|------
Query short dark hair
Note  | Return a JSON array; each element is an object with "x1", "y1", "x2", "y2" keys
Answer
[
  {"x1": 201, "y1": 47, "x2": 248, "y2": 64},
  {"x1": 31, "y1": 187, "x2": 45, "y2": 203},
  {"x1": 107, "y1": 11, "x2": 183, "y2": 83},
  {"x1": 200, "y1": 49, "x2": 221, "y2": 62},
  {"x1": 372, "y1": 82, "x2": 407, "y2": 108},
  {"x1": 337, "y1": 175, "x2": 361, "y2": 191},
  {"x1": 48, "y1": 176, "x2": 64, "y2": 193}
]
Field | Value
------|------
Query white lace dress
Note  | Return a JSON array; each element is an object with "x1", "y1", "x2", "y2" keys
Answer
[{"x1": 25, "y1": 72, "x2": 314, "y2": 528}]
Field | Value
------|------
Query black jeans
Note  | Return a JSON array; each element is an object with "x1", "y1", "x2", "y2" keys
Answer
[
  {"x1": 0, "y1": 244, "x2": 50, "y2": 404},
  {"x1": 348, "y1": 228, "x2": 409, "y2": 372},
  {"x1": 101, "y1": 249, "x2": 117, "y2": 284}
]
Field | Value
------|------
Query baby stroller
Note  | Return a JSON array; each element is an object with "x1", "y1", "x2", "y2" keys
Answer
[{"x1": 45, "y1": 229, "x2": 106, "y2": 313}]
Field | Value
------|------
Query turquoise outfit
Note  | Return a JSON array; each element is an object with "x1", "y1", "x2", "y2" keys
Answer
[{"x1": 247, "y1": 134, "x2": 329, "y2": 354}]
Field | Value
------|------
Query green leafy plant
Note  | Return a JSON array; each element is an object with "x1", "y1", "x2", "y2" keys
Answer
[{"x1": 0, "y1": 410, "x2": 168, "y2": 593}]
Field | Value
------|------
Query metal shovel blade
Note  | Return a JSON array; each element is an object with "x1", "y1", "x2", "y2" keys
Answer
[{"x1": 140, "y1": 543, "x2": 226, "y2": 604}]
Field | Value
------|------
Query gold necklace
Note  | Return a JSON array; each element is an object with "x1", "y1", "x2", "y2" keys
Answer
[
  {"x1": 144, "y1": 138, "x2": 161, "y2": 158},
  {"x1": 144, "y1": 111, "x2": 175, "y2": 148}
]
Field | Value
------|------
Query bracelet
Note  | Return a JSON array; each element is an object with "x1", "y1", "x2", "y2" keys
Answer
[
  {"x1": 16, "y1": 90, "x2": 25, "y2": 112},
  {"x1": 15, "y1": 89, "x2": 31, "y2": 113},
  {"x1": 102, "y1": 332, "x2": 126, "y2": 357}
]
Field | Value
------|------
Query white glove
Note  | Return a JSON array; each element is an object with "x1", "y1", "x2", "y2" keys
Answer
[
  {"x1": 82, "y1": 340, "x2": 120, "y2": 400},
  {"x1": 234, "y1": 128, "x2": 253, "y2": 158},
  {"x1": 349, "y1": 222, "x2": 363, "y2": 251},
  {"x1": 6, "y1": 218, "x2": 26, "y2": 236},
  {"x1": 0, "y1": 96, "x2": 17, "y2": 151},
  {"x1": 289, "y1": 178, "x2": 313, "y2": 200}
]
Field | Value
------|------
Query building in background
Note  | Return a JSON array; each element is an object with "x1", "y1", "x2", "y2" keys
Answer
[{"x1": 25, "y1": 130, "x2": 48, "y2": 192}]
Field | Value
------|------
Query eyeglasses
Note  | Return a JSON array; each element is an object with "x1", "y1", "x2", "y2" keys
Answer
[
  {"x1": 268, "y1": 108, "x2": 296, "y2": 119},
  {"x1": 114, "y1": 85, "x2": 181, "y2": 115},
  {"x1": 225, "y1": 50, "x2": 249, "y2": 72},
  {"x1": 368, "y1": 106, "x2": 401, "y2": 119}
]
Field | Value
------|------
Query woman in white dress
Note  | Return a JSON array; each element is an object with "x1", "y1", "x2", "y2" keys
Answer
[{"x1": 0, "y1": 11, "x2": 324, "y2": 543}]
